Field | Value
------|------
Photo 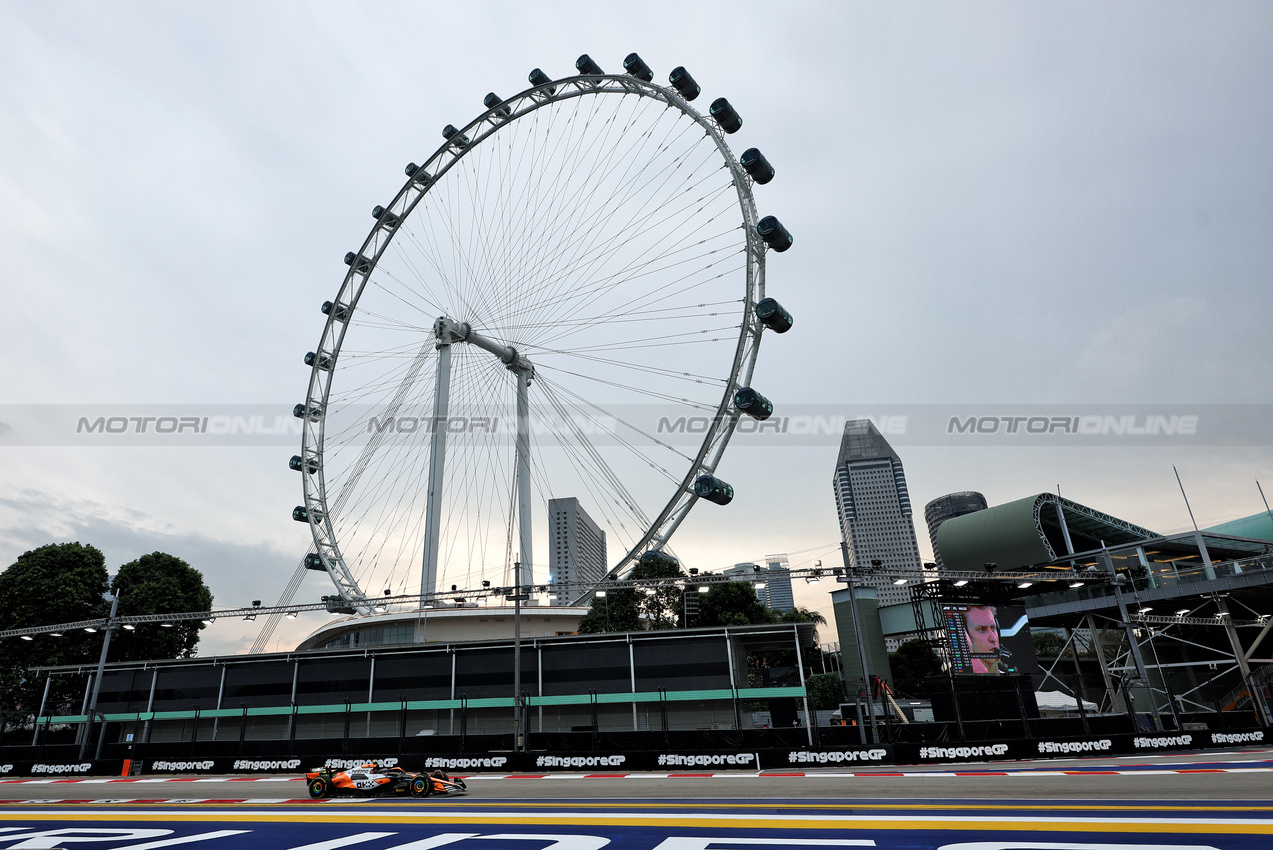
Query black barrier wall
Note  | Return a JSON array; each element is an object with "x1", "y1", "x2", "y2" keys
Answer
[{"x1": 1, "y1": 728, "x2": 1264, "y2": 776}]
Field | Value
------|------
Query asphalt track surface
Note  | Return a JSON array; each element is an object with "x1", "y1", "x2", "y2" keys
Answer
[{"x1": 0, "y1": 750, "x2": 1271, "y2": 848}]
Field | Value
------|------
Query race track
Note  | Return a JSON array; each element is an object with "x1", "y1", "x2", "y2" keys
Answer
[{"x1": 0, "y1": 749, "x2": 1270, "y2": 849}]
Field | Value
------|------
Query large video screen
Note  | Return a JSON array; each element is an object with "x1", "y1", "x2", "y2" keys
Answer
[{"x1": 942, "y1": 603, "x2": 1039, "y2": 676}]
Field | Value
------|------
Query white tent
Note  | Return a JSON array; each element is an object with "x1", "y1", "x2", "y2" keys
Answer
[{"x1": 1034, "y1": 690, "x2": 1099, "y2": 713}]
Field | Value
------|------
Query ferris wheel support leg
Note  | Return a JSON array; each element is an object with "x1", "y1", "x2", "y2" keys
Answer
[
  {"x1": 421, "y1": 338, "x2": 454, "y2": 604},
  {"x1": 515, "y1": 368, "x2": 533, "y2": 590}
]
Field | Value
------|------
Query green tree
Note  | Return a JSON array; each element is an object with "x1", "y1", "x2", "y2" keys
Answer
[
  {"x1": 805, "y1": 672, "x2": 847, "y2": 710},
  {"x1": 888, "y1": 638, "x2": 943, "y2": 680},
  {"x1": 576, "y1": 553, "x2": 684, "y2": 634},
  {"x1": 1031, "y1": 629, "x2": 1069, "y2": 660},
  {"x1": 110, "y1": 552, "x2": 213, "y2": 662},
  {"x1": 695, "y1": 577, "x2": 775, "y2": 627},
  {"x1": 576, "y1": 585, "x2": 642, "y2": 634},
  {"x1": 0, "y1": 543, "x2": 110, "y2": 726}
]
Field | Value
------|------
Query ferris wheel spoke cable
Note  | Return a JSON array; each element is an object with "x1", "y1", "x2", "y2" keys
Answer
[
  {"x1": 495, "y1": 93, "x2": 638, "y2": 319},
  {"x1": 524, "y1": 228, "x2": 742, "y2": 334},
  {"x1": 525, "y1": 347, "x2": 727, "y2": 386},
  {"x1": 527, "y1": 132, "x2": 720, "y2": 311},
  {"x1": 531, "y1": 233, "x2": 742, "y2": 349},
  {"x1": 537, "y1": 377, "x2": 664, "y2": 519},
  {"x1": 505, "y1": 217, "x2": 739, "y2": 345},
  {"x1": 499, "y1": 141, "x2": 721, "y2": 334},
  {"x1": 499, "y1": 297, "x2": 742, "y2": 331},
  {"x1": 484, "y1": 96, "x2": 695, "y2": 331},
  {"x1": 544, "y1": 363, "x2": 719, "y2": 409},
  {"x1": 537, "y1": 372, "x2": 696, "y2": 471}
]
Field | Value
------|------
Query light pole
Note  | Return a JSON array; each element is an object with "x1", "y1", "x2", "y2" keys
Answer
[
  {"x1": 838, "y1": 540, "x2": 878, "y2": 744},
  {"x1": 1102, "y1": 546, "x2": 1161, "y2": 731},
  {"x1": 80, "y1": 585, "x2": 121, "y2": 761},
  {"x1": 510, "y1": 559, "x2": 528, "y2": 752}
]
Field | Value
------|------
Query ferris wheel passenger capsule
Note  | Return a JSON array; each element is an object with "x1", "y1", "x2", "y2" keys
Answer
[
  {"x1": 709, "y1": 98, "x2": 743, "y2": 134},
  {"x1": 321, "y1": 301, "x2": 350, "y2": 322},
  {"x1": 292, "y1": 505, "x2": 322, "y2": 523},
  {"x1": 623, "y1": 53, "x2": 654, "y2": 82},
  {"x1": 755, "y1": 297, "x2": 794, "y2": 333},
  {"x1": 344, "y1": 252, "x2": 372, "y2": 274},
  {"x1": 638, "y1": 550, "x2": 680, "y2": 571},
  {"x1": 293, "y1": 402, "x2": 323, "y2": 421},
  {"x1": 484, "y1": 92, "x2": 511, "y2": 118},
  {"x1": 304, "y1": 351, "x2": 333, "y2": 371},
  {"x1": 694, "y1": 474, "x2": 735, "y2": 506},
  {"x1": 576, "y1": 54, "x2": 604, "y2": 76},
  {"x1": 528, "y1": 68, "x2": 556, "y2": 94},
  {"x1": 304, "y1": 553, "x2": 325, "y2": 571},
  {"x1": 290, "y1": 455, "x2": 319, "y2": 474},
  {"x1": 669, "y1": 66, "x2": 700, "y2": 101},
  {"x1": 734, "y1": 387, "x2": 774, "y2": 421},
  {"x1": 404, "y1": 163, "x2": 433, "y2": 185},
  {"x1": 442, "y1": 125, "x2": 470, "y2": 149},
  {"x1": 740, "y1": 148, "x2": 775, "y2": 184},
  {"x1": 756, "y1": 215, "x2": 793, "y2": 252},
  {"x1": 372, "y1": 205, "x2": 400, "y2": 228}
]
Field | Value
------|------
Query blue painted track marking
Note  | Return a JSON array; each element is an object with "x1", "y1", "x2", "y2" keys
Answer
[{"x1": 1, "y1": 799, "x2": 1271, "y2": 849}]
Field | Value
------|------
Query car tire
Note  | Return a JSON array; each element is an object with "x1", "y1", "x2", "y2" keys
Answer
[
  {"x1": 308, "y1": 776, "x2": 330, "y2": 799},
  {"x1": 410, "y1": 775, "x2": 433, "y2": 798}
]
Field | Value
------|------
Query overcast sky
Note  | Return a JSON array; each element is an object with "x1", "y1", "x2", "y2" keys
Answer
[{"x1": 2, "y1": 1, "x2": 1271, "y2": 655}]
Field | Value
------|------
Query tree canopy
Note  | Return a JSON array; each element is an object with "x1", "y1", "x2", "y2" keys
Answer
[
  {"x1": 694, "y1": 576, "x2": 774, "y2": 627},
  {"x1": 888, "y1": 638, "x2": 944, "y2": 680},
  {"x1": 110, "y1": 552, "x2": 213, "y2": 662},
  {"x1": 576, "y1": 553, "x2": 686, "y2": 633},
  {"x1": 0, "y1": 544, "x2": 214, "y2": 727},
  {"x1": 0, "y1": 543, "x2": 110, "y2": 723}
]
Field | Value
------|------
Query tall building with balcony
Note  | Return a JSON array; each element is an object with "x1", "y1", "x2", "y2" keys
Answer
[
  {"x1": 548, "y1": 497, "x2": 607, "y2": 604},
  {"x1": 832, "y1": 419, "x2": 924, "y2": 608}
]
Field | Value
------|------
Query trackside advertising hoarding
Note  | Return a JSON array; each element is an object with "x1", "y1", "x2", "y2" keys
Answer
[{"x1": 0, "y1": 731, "x2": 1261, "y2": 775}]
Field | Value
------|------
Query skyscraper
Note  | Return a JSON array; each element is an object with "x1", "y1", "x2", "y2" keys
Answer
[
  {"x1": 763, "y1": 554, "x2": 795, "y2": 613},
  {"x1": 832, "y1": 419, "x2": 924, "y2": 608},
  {"x1": 548, "y1": 497, "x2": 607, "y2": 604},
  {"x1": 923, "y1": 491, "x2": 988, "y2": 572}
]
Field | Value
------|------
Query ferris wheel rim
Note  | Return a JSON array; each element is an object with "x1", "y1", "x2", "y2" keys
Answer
[{"x1": 297, "y1": 70, "x2": 769, "y2": 610}]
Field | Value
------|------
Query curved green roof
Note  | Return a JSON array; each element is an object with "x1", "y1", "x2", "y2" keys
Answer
[
  {"x1": 1202, "y1": 511, "x2": 1273, "y2": 542},
  {"x1": 935, "y1": 492, "x2": 1158, "y2": 571},
  {"x1": 935, "y1": 494, "x2": 1054, "y2": 571}
]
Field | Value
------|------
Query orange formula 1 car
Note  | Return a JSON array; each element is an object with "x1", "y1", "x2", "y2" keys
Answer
[{"x1": 305, "y1": 762, "x2": 468, "y2": 798}]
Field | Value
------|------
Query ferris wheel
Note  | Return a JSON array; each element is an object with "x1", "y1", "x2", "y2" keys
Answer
[{"x1": 291, "y1": 53, "x2": 795, "y2": 613}]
